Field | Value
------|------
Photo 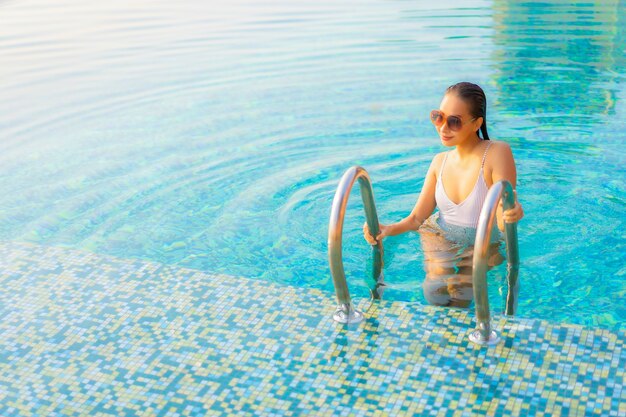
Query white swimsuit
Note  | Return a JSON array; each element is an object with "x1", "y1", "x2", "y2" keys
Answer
[{"x1": 435, "y1": 141, "x2": 492, "y2": 229}]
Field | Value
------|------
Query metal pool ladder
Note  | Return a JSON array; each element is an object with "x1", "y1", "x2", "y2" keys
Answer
[
  {"x1": 469, "y1": 180, "x2": 519, "y2": 345},
  {"x1": 327, "y1": 166, "x2": 384, "y2": 324},
  {"x1": 327, "y1": 166, "x2": 520, "y2": 345}
]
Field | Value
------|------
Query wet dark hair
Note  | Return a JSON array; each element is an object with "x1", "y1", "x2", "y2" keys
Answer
[{"x1": 446, "y1": 82, "x2": 490, "y2": 140}]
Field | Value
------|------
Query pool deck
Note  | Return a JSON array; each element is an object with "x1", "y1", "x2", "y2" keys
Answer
[{"x1": 0, "y1": 241, "x2": 624, "y2": 416}]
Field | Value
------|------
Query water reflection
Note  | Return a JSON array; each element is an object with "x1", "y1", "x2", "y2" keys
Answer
[
  {"x1": 491, "y1": 0, "x2": 626, "y2": 124},
  {"x1": 419, "y1": 213, "x2": 505, "y2": 308}
]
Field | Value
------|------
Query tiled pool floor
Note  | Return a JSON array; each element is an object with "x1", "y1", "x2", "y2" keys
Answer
[{"x1": 0, "y1": 241, "x2": 624, "y2": 416}]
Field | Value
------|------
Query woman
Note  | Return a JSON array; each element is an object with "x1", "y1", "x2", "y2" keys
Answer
[{"x1": 363, "y1": 82, "x2": 524, "y2": 307}]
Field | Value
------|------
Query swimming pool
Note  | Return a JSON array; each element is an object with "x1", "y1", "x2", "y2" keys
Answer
[{"x1": 1, "y1": 0, "x2": 624, "y2": 330}]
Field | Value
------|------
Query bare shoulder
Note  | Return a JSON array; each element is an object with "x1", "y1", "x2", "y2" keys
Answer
[
  {"x1": 486, "y1": 140, "x2": 513, "y2": 162},
  {"x1": 485, "y1": 140, "x2": 516, "y2": 174},
  {"x1": 428, "y1": 151, "x2": 447, "y2": 176},
  {"x1": 434, "y1": 151, "x2": 447, "y2": 164},
  {"x1": 487, "y1": 139, "x2": 512, "y2": 154}
]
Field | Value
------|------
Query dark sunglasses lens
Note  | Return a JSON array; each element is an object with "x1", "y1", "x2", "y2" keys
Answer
[
  {"x1": 448, "y1": 116, "x2": 462, "y2": 131},
  {"x1": 430, "y1": 111, "x2": 443, "y2": 125}
]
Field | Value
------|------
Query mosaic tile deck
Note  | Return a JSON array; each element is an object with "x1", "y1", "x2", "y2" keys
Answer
[{"x1": 0, "y1": 241, "x2": 624, "y2": 416}]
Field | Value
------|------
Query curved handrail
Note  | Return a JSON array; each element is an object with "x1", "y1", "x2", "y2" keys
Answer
[
  {"x1": 328, "y1": 166, "x2": 384, "y2": 323},
  {"x1": 469, "y1": 180, "x2": 520, "y2": 345}
]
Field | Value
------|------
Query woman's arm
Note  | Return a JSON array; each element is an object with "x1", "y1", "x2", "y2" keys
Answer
[
  {"x1": 490, "y1": 142, "x2": 523, "y2": 231},
  {"x1": 384, "y1": 154, "x2": 440, "y2": 236}
]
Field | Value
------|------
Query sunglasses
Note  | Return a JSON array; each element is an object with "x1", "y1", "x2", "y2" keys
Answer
[{"x1": 430, "y1": 110, "x2": 476, "y2": 132}]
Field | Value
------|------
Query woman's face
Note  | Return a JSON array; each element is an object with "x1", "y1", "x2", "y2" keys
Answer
[{"x1": 435, "y1": 94, "x2": 483, "y2": 147}]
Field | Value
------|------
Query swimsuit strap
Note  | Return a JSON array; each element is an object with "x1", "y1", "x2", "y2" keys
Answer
[
  {"x1": 439, "y1": 151, "x2": 450, "y2": 179},
  {"x1": 481, "y1": 141, "x2": 492, "y2": 169}
]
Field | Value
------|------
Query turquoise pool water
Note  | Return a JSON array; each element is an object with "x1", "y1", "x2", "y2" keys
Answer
[{"x1": 1, "y1": 0, "x2": 624, "y2": 327}]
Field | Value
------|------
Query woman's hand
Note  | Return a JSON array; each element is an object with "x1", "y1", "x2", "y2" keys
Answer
[
  {"x1": 499, "y1": 190, "x2": 524, "y2": 223},
  {"x1": 363, "y1": 222, "x2": 389, "y2": 245}
]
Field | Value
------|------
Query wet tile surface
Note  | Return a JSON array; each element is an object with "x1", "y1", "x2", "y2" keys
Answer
[{"x1": 0, "y1": 242, "x2": 624, "y2": 416}]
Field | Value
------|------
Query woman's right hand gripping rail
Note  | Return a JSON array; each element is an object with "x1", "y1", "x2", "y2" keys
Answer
[{"x1": 363, "y1": 222, "x2": 389, "y2": 245}]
